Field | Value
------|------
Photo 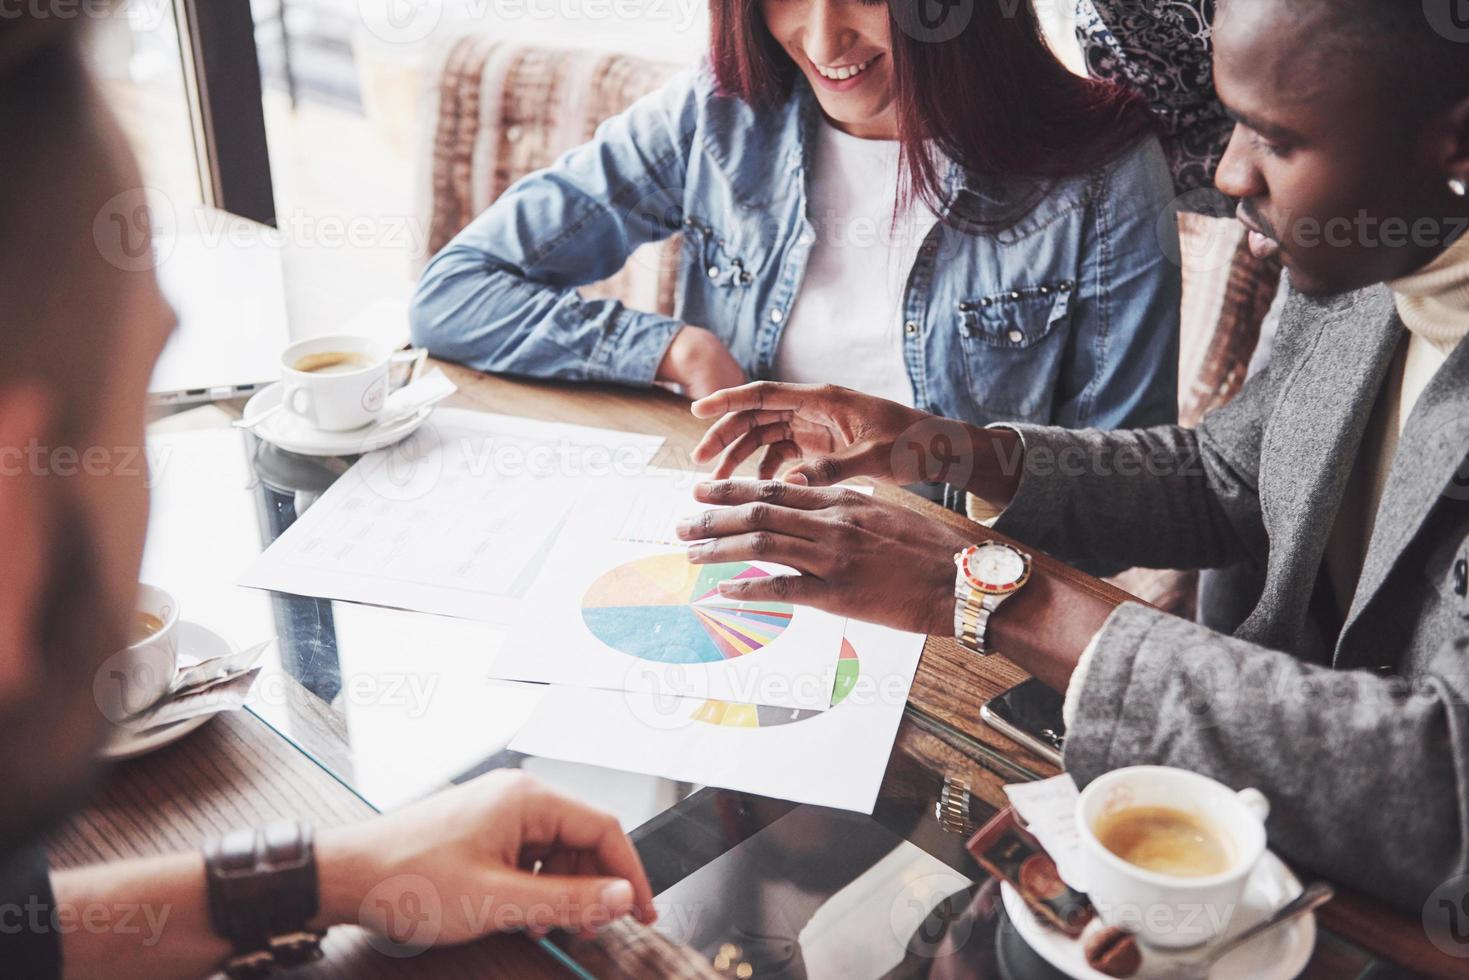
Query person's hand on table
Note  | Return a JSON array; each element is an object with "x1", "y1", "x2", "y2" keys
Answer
[
  {"x1": 690, "y1": 382, "x2": 935, "y2": 483},
  {"x1": 314, "y1": 769, "x2": 657, "y2": 945},
  {"x1": 675, "y1": 480, "x2": 975, "y2": 635},
  {"x1": 656, "y1": 325, "x2": 747, "y2": 401}
]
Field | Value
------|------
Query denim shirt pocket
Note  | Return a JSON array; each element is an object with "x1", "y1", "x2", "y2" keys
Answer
[
  {"x1": 956, "y1": 279, "x2": 1075, "y2": 421},
  {"x1": 679, "y1": 213, "x2": 761, "y2": 340}
]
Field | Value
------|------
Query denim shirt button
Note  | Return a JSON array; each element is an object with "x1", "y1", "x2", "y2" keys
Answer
[
  {"x1": 707, "y1": 265, "x2": 721, "y2": 280},
  {"x1": 904, "y1": 321, "x2": 919, "y2": 336},
  {"x1": 769, "y1": 308, "x2": 784, "y2": 324},
  {"x1": 1009, "y1": 291, "x2": 1021, "y2": 301},
  {"x1": 1007, "y1": 329, "x2": 1024, "y2": 343}
]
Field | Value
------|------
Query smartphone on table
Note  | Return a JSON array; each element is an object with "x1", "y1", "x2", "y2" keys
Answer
[{"x1": 979, "y1": 678, "x2": 1066, "y2": 767}]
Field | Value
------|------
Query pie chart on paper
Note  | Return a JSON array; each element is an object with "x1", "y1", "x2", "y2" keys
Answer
[{"x1": 581, "y1": 554, "x2": 794, "y2": 665}]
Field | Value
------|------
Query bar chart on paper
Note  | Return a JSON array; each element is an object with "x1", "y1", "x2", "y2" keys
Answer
[{"x1": 581, "y1": 554, "x2": 793, "y2": 665}]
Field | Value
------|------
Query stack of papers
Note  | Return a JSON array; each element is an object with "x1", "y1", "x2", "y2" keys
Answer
[{"x1": 240, "y1": 411, "x2": 926, "y2": 813}]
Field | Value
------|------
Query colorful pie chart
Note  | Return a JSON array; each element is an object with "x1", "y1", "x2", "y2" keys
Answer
[
  {"x1": 690, "y1": 637, "x2": 860, "y2": 729},
  {"x1": 581, "y1": 554, "x2": 794, "y2": 664}
]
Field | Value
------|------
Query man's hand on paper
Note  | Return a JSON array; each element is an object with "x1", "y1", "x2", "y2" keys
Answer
[
  {"x1": 676, "y1": 480, "x2": 971, "y2": 636},
  {"x1": 656, "y1": 325, "x2": 747, "y2": 401},
  {"x1": 690, "y1": 382, "x2": 931, "y2": 483}
]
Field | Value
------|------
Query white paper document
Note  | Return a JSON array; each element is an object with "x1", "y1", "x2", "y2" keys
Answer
[
  {"x1": 508, "y1": 620, "x2": 927, "y2": 813},
  {"x1": 488, "y1": 477, "x2": 850, "y2": 711},
  {"x1": 237, "y1": 409, "x2": 664, "y2": 623}
]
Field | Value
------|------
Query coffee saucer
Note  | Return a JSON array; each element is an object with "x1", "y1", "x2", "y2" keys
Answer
[
  {"x1": 242, "y1": 382, "x2": 432, "y2": 457},
  {"x1": 99, "y1": 621, "x2": 230, "y2": 762},
  {"x1": 1001, "y1": 850, "x2": 1315, "y2": 980}
]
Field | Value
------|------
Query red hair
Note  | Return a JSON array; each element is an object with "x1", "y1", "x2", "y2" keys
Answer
[{"x1": 710, "y1": 0, "x2": 1156, "y2": 224}]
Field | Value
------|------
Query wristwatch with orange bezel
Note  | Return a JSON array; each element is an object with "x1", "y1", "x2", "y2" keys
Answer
[{"x1": 953, "y1": 541, "x2": 1032, "y2": 656}]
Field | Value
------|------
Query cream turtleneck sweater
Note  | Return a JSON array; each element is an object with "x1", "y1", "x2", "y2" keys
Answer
[{"x1": 1324, "y1": 231, "x2": 1469, "y2": 615}]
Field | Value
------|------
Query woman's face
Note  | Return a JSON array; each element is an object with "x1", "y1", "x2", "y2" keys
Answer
[{"x1": 760, "y1": 0, "x2": 897, "y2": 140}]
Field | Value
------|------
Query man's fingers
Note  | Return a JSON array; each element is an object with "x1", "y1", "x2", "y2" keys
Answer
[
  {"x1": 686, "y1": 531, "x2": 829, "y2": 574},
  {"x1": 759, "y1": 441, "x2": 798, "y2": 481},
  {"x1": 714, "y1": 572, "x2": 822, "y2": 606},
  {"x1": 710, "y1": 422, "x2": 794, "y2": 479},
  {"x1": 676, "y1": 500, "x2": 824, "y2": 543},
  {"x1": 519, "y1": 785, "x2": 656, "y2": 921},
  {"x1": 691, "y1": 409, "x2": 791, "y2": 463},
  {"x1": 782, "y1": 443, "x2": 884, "y2": 487},
  {"x1": 693, "y1": 478, "x2": 861, "y2": 511},
  {"x1": 690, "y1": 380, "x2": 830, "y2": 420},
  {"x1": 487, "y1": 870, "x2": 640, "y2": 932}
]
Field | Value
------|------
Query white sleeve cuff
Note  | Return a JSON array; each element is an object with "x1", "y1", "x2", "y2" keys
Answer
[{"x1": 1062, "y1": 629, "x2": 1105, "y2": 730}]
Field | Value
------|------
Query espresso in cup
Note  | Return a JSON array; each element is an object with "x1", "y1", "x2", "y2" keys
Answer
[
  {"x1": 279, "y1": 334, "x2": 389, "y2": 431},
  {"x1": 1094, "y1": 805, "x2": 1233, "y2": 878},
  {"x1": 1076, "y1": 766, "x2": 1271, "y2": 948},
  {"x1": 291, "y1": 351, "x2": 376, "y2": 375},
  {"x1": 130, "y1": 610, "x2": 166, "y2": 645}
]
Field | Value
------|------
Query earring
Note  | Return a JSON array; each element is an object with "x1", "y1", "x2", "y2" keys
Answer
[{"x1": 1452, "y1": 177, "x2": 1468, "y2": 198}]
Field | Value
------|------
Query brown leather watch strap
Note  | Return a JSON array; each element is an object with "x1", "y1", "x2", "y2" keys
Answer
[{"x1": 204, "y1": 820, "x2": 324, "y2": 978}]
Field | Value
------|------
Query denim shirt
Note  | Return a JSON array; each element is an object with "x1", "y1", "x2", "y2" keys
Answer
[{"x1": 411, "y1": 61, "x2": 1181, "y2": 430}]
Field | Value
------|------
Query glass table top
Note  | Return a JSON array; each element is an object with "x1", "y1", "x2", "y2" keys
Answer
[{"x1": 138, "y1": 406, "x2": 1387, "y2": 979}]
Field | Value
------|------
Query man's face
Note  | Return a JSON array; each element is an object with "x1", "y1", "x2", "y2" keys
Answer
[
  {"x1": 0, "y1": 105, "x2": 175, "y2": 847},
  {"x1": 760, "y1": 0, "x2": 897, "y2": 140},
  {"x1": 1212, "y1": 0, "x2": 1462, "y2": 295}
]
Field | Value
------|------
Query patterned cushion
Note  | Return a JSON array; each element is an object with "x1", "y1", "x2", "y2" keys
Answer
[{"x1": 420, "y1": 36, "x2": 683, "y2": 315}]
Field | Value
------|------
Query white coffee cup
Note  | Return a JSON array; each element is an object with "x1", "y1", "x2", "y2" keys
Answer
[
  {"x1": 1076, "y1": 766, "x2": 1270, "y2": 949},
  {"x1": 280, "y1": 334, "x2": 390, "y2": 431},
  {"x1": 94, "y1": 583, "x2": 181, "y2": 725}
]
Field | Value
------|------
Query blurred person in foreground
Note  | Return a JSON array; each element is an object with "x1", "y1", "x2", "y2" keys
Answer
[{"x1": 0, "y1": 20, "x2": 653, "y2": 979}]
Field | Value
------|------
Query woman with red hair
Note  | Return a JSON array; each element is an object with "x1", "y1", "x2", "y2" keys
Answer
[{"x1": 412, "y1": 0, "x2": 1181, "y2": 464}]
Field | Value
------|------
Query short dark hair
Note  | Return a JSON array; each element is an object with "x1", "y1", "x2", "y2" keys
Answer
[{"x1": 1277, "y1": 0, "x2": 1469, "y2": 120}]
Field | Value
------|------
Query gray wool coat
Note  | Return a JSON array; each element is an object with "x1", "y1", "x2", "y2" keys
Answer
[{"x1": 994, "y1": 282, "x2": 1469, "y2": 910}]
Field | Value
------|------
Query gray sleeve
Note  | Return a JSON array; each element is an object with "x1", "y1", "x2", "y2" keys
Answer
[
  {"x1": 990, "y1": 355, "x2": 1272, "y2": 571},
  {"x1": 1064, "y1": 603, "x2": 1469, "y2": 909}
]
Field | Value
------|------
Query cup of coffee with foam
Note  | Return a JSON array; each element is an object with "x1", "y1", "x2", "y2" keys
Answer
[
  {"x1": 1075, "y1": 765, "x2": 1270, "y2": 949},
  {"x1": 280, "y1": 334, "x2": 390, "y2": 431}
]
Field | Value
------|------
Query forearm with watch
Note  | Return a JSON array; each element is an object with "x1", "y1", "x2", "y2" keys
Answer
[
  {"x1": 930, "y1": 420, "x2": 1114, "y2": 693},
  {"x1": 50, "y1": 824, "x2": 374, "y2": 980}
]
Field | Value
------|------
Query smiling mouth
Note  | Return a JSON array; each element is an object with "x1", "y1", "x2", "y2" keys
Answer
[{"x1": 809, "y1": 53, "x2": 880, "y2": 82}]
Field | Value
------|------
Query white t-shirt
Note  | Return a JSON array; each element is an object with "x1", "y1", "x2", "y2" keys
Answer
[{"x1": 772, "y1": 121, "x2": 940, "y2": 407}]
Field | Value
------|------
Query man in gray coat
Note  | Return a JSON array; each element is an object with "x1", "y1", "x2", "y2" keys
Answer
[{"x1": 674, "y1": 0, "x2": 1469, "y2": 913}]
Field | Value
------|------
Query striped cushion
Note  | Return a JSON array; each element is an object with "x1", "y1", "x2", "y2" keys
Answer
[{"x1": 421, "y1": 37, "x2": 683, "y2": 315}]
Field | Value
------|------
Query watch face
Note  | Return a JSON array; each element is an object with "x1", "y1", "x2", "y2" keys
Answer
[{"x1": 961, "y1": 543, "x2": 1028, "y2": 594}]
